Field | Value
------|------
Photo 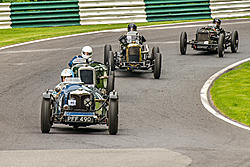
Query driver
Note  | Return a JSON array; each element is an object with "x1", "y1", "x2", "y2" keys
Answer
[
  {"x1": 53, "y1": 68, "x2": 74, "y2": 114},
  {"x1": 119, "y1": 23, "x2": 146, "y2": 55},
  {"x1": 68, "y1": 46, "x2": 93, "y2": 68},
  {"x1": 213, "y1": 18, "x2": 224, "y2": 34},
  {"x1": 54, "y1": 68, "x2": 74, "y2": 97}
]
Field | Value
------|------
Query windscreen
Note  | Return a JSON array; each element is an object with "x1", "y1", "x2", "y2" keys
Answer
[{"x1": 80, "y1": 70, "x2": 94, "y2": 84}]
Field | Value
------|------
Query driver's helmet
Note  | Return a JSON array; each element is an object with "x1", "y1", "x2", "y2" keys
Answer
[
  {"x1": 213, "y1": 18, "x2": 221, "y2": 28},
  {"x1": 128, "y1": 23, "x2": 137, "y2": 32},
  {"x1": 61, "y1": 69, "x2": 73, "y2": 82},
  {"x1": 81, "y1": 46, "x2": 93, "y2": 63}
]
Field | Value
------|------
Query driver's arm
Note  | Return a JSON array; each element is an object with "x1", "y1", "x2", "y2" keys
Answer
[
  {"x1": 119, "y1": 35, "x2": 127, "y2": 46},
  {"x1": 139, "y1": 35, "x2": 146, "y2": 44},
  {"x1": 68, "y1": 56, "x2": 77, "y2": 67}
]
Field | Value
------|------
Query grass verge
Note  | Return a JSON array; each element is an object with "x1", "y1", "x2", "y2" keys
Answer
[{"x1": 210, "y1": 61, "x2": 250, "y2": 127}]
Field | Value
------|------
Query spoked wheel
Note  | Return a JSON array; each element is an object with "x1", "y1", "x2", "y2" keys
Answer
[
  {"x1": 108, "y1": 99, "x2": 118, "y2": 135},
  {"x1": 109, "y1": 51, "x2": 115, "y2": 71},
  {"x1": 107, "y1": 71, "x2": 115, "y2": 93},
  {"x1": 154, "y1": 53, "x2": 162, "y2": 79},
  {"x1": 151, "y1": 46, "x2": 160, "y2": 60},
  {"x1": 218, "y1": 33, "x2": 225, "y2": 58},
  {"x1": 231, "y1": 30, "x2": 239, "y2": 53},
  {"x1": 41, "y1": 98, "x2": 52, "y2": 133},
  {"x1": 104, "y1": 44, "x2": 112, "y2": 66},
  {"x1": 180, "y1": 32, "x2": 187, "y2": 55}
]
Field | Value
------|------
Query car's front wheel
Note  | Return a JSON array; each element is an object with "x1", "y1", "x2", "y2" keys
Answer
[
  {"x1": 154, "y1": 53, "x2": 162, "y2": 79},
  {"x1": 151, "y1": 46, "x2": 160, "y2": 60},
  {"x1": 231, "y1": 30, "x2": 239, "y2": 53},
  {"x1": 180, "y1": 32, "x2": 187, "y2": 55},
  {"x1": 108, "y1": 99, "x2": 118, "y2": 135},
  {"x1": 41, "y1": 98, "x2": 52, "y2": 133},
  {"x1": 218, "y1": 33, "x2": 225, "y2": 58}
]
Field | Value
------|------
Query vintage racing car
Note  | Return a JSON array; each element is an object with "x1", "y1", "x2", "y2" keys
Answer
[
  {"x1": 180, "y1": 24, "x2": 239, "y2": 57},
  {"x1": 41, "y1": 77, "x2": 118, "y2": 135},
  {"x1": 104, "y1": 31, "x2": 162, "y2": 79},
  {"x1": 70, "y1": 58, "x2": 115, "y2": 94}
]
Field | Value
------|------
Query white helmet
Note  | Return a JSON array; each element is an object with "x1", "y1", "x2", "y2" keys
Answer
[
  {"x1": 61, "y1": 69, "x2": 73, "y2": 81},
  {"x1": 81, "y1": 46, "x2": 93, "y2": 62}
]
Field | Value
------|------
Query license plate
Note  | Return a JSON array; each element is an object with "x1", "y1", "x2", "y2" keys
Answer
[
  {"x1": 204, "y1": 41, "x2": 209, "y2": 44},
  {"x1": 68, "y1": 99, "x2": 76, "y2": 106},
  {"x1": 198, "y1": 45, "x2": 207, "y2": 49},
  {"x1": 67, "y1": 116, "x2": 93, "y2": 123}
]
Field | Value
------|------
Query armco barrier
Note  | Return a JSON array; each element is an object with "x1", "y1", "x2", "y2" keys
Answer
[
  {"x1": 144, "y1": 0, "x2": 212, "y2": 22},
  {"x1": 10, "y1": 0, "x2": 80, "y2": 28},
  {"x1": 0, "y1": 3, "x2": 11, "y2": 29},
  {"x1": 210, "y1": 0, "x2": 250, "y2": 18},
  {"x1": 79, "y1": 0, "x2": 147, "y2": 25}
]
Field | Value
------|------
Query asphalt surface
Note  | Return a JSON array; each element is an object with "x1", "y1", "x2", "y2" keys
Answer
[{"x1": 0, "y1": 19, "x2": 249, "y2": 167}]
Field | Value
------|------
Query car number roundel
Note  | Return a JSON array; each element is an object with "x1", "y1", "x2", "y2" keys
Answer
[{"x1": 68, "y1": 99, "x2": 76, "y2": 106}]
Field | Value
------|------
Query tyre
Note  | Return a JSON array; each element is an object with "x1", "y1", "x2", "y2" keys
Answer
[
  {"x1": 151, "y1": 46, "x2": 160, "y2": 60},
  {"x1": 104, "y1": 44, "x2": 112, "y2": 66},
  {"x1": 108, "y1": 99, "x2": 118, "y2": 135},
  {"x1": 231, "y1": 30, "x2": 239, "y2": 53},
  {"x1": 180, "y1": 32, "x2": 187, "y2": 55},
  {"x1": 218, "y1": 33, "x2": 225, "y2": 58},
  {"x1": 107, "y1": 71, "x2": 115, "y2": 93},
  {"x1": 41, "y1": 98, "x2": 52, "y2": 133},
  {"x1": 196, "y1": 28, "x2": 199, "y2": 41},
  {"x1": 154, "y1": 53, "x2": 162, "y2": 79},
  {"x1": 109, "y1": 51, "x2": 115, "y2": 71}
]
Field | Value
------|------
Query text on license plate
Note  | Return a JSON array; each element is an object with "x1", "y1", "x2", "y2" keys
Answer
[
  {"x1": 66, "y1": 116, "x2": 93, "y2": 123},
  {"x1": 198, "y1": 45, "x2": 207, "y2": 49}
]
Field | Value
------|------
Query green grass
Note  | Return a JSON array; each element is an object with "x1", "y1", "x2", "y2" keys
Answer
[
  {"x1": 210, "y1": 61, "x2": 250, "y2": 127},
  {"x1": 0, "y1": 19, "x2": 211, "y2": 48}
]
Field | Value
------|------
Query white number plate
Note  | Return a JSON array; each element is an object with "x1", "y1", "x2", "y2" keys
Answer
[
  {"x1": 198, "y1": 45, "x2": 207, "y2": 49},
  {"x1": 68, "y1": 99, "x2": 76, "y2": 106},
  {"x1": 67, "y1": 116, "x2": 93, "y2": 123}
]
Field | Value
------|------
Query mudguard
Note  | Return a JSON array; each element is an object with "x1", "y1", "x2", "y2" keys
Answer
[{"x1": 43, "y1": 92, "x2": 51, "y2": 99}]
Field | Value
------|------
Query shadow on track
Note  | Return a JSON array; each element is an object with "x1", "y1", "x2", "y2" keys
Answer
[{"x1": 115, "y1": 71, "x2": 155, "y2": 79}]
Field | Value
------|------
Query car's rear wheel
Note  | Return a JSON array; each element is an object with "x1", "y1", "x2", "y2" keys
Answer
[
  {"x1": 180, "y1": 32, "x2": 187, "y2": 55},
  {"x1": 104, "y1": 44, "x2": 112, "y2": 66},
  {"x1": 41, "y1": 98, "x2": 52, "y2": 133},
  {"x1": 108, "y1": 99, "x2": 118, "y2": 135},
  {"x1": 109, "y1": 51, "x2": 115, "y2": 71},
  {"x1": 154, "y1": 53, "x2": 162, "y2": 79},
  {"x1": 231, "y1": 30, "x2": 239, "y2": 53},
  {"x1": 218, "y1": 33, "x2": 225, "y2": 58},
  {"x1": 107, "y1": 71, "x2": 115, "y2": 93}
]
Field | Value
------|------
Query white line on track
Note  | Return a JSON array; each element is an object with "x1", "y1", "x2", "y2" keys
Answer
[
  {"x1": 0, "y1": 42, "x2": 178, "y2": 54},
  {"x1": 1, "y1": 19, "x2": 250, "y2": 52},
  {"x1": 200, "y1": 58, "x2": 250, "y2": 131}
]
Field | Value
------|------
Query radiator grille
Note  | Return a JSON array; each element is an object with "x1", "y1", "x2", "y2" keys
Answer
[
  {"x1": 128, "y1": 47, "x2": 140, "y2": 62},
  {"x1": 197, "y1": 33, "x2": 209, "y2": 42}
]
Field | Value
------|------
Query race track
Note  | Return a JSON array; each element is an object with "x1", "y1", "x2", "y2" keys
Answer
[{"x1": 0, "y1": 19, "x2": 249, "y2": 167}]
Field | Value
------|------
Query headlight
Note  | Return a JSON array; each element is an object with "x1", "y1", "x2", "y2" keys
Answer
[{"x1": 83, "y1": 97, "x2": 92, "y2": 107}]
